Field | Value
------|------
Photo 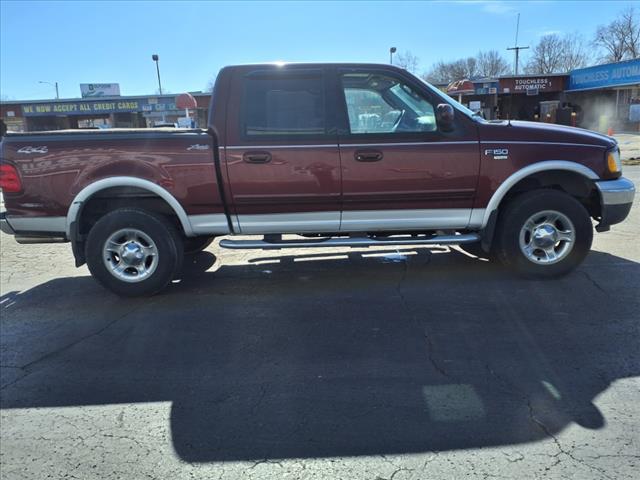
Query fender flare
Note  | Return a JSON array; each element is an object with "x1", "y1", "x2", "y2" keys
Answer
[
  {"x1": 65, "y1": 176, "x2": 194, "y2": 237},
  {"x1": 478, "y1": 160, "x2": 599, "y2": 228}
]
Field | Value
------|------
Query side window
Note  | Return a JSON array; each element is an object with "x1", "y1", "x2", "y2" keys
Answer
[
  {"x1": 341, "y1": 73, "x2": 437, "y2": 134},
  {"x1": 241, "y1": 73, "x2": 326, "y2": 137}
]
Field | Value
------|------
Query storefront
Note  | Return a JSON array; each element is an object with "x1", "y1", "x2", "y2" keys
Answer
[
  {"x1": 565, "y1": 59, "x2": 640, "y2": 132},
  {"x1": 0, "y1": 103, "x2": 26, "y2": 132},
  {"x1": 1, "y1": 93, "x2": 212, "y2": 132},
  {"x1": 497, "y1": 74, "x2": 568, "y2": 121}
]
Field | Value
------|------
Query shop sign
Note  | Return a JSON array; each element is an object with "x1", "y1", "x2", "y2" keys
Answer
[
  {"x1": 80, "y1": 83, "x2": 121, "y2": 97},
  {"x1": 569, "y1": 59, "x2": 640, "y2": 91},
  {"x1": 499, "y1": 76, "x2": 566, "y2": 93},
  {"x1": 22, "y1": 99, "x2": 146, "y2": 117}
]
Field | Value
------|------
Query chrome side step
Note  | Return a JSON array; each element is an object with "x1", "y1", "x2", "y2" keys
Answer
[{"x1": 219, "y1": 233, "x2": 480, "y2": 250}]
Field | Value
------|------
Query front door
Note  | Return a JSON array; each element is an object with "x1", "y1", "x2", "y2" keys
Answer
[
  {"x1": 336, "y1": 68, "x2": 480, "y2": 232},
  {"x1": 224, "y1": 66, "x2": 341, "y2": 234}
]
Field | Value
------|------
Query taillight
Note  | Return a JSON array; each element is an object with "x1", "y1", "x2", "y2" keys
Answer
[{"x1": 0, "y1": 164, "x2": 22, "y2": 193}]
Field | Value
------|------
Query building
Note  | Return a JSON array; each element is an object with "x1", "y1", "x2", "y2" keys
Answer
[
  {"x1": 565, "y1": 58, "x2": 640, "y2": 132},
  {"x1": 0, "y1": 92, "x2": 212, "y2": 132},
  {"x1": 496, "y1": 73, "x2": 568, "y2": 122}
]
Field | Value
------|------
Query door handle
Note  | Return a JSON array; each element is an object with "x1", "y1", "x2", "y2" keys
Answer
[
  {"x1": 243, "y1": 151, "x2": 272, "y2": 164},
  {"x1": 354, "y1": 150, "x2": 383, "y2": 162}
]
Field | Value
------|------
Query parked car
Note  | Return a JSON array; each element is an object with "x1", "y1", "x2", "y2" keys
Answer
[{"x1": 0, "y1": 63, "x2": 635, "y2": 296}]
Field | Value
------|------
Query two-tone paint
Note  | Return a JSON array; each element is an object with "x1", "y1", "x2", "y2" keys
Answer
[{"x1": 0, "y1": 62, "x2": 629, "y2": 242}]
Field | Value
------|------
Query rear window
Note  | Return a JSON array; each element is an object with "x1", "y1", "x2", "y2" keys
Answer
[{"x1": 241, "y1": 73, "x2": 326, "y2": 138}]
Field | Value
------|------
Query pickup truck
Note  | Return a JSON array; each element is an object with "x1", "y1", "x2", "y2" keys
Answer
[{"x1": 0, "y1": 63, "x2": 635, "y2": 296}]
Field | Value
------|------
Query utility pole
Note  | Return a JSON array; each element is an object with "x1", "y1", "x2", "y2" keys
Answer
[
  {"x1": 389, "y1": 47, "x2": 397, "y2": 65},
  {"x1": 507, "y1": 13, "x2": 529, "y2": 75}
]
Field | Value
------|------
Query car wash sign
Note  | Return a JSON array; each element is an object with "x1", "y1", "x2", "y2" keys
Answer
[
  {"x1": 569, "y1": 59, "x2": 640, "y2": 91},
  {"x1": 22, "y1": 99, "x2": 145, "y2": 116}
]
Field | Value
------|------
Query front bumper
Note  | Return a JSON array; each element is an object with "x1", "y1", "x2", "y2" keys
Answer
[
  {"x1": 0, "y1": 211, "x2": 16, "y2": 235},
  {"x1": 595, "y1": 177, "x2": 635, "y2": 228}
]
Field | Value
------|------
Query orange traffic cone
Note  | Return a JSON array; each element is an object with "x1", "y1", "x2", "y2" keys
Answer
[{"x1": 607, "y1": 127, "x2": 615, "y2": 136}]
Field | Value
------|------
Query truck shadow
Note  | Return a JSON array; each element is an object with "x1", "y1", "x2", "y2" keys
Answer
[{"x1": 1, "y1": 248, "x2": 638, "y2": 462}]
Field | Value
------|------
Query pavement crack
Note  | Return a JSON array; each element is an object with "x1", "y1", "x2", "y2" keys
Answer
[
  {"x1": 0, "y1": 300, "x2": 152, "y2": 391},
  {"x1": 527, "y1": 398, "x2": 615, "y2": 480},
  {"x1": 395, "y1": 261, "x2": 448, "y2": 378},
  {"x1": 579, "y1": 270, "x2": 607, "y2": 294}
]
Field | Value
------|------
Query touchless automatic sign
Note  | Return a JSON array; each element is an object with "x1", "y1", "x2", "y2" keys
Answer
[
  {"x1": 499, "y1": 75, "x2": 566, "y2": 94},
  {"x1": 569, "y1": 59, "x2": 640, "y2": 90}
]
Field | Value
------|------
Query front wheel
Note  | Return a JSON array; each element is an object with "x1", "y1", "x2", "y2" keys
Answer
[
  {"x1": 495, "y1": 189, "x2": 593, "y2": 278},
  {"x1": 85, "y1": 208, "x2": 184, "y2": 296}
]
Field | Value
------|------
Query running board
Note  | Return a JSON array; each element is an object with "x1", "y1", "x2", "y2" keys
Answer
[{"x1": 219, "y1": 233, "x2": 480, "y2": 250}]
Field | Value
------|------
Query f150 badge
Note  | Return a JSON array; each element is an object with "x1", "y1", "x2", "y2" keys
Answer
[
  {"x1": 17, "y1": 146, "x2": 48, "y2": 154},
  {"x1": 484, "y1": 148, "x2": 509, "y2": 160}
]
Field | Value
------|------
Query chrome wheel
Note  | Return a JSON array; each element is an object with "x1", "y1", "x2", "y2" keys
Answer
[
  {"x1": 518, "y1": 210, "x2": 575, "y2": 265},
  {"x1": 102, "y1": 228, "x2": 159, "y2": 283}
]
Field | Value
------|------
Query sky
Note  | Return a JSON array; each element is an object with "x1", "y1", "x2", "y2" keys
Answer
[{"x1": 0, "y1": 0, "x2": 636, "y2": 100}]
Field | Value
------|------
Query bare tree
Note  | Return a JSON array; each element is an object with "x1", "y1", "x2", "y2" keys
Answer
[
  {"x1": 424, "y1": 50, "x2": 508, "y2": 83},
  {"x1": 621, "y1": 7, "x2": 640, "y2": 58},
  {"x1": 525, "y1": 33, "x2": 589, "y2": 74},
  {"x1": 476, "y1": 50, "x2": 510, "y2": 77},
  {"x1": 395, "y1": 51, "x2": 420, "y2": 73},
  {"x1": 594, "y1": 7, "x2": 640, "y2": 62},
  {"x1": 206, "y1": 77, "x2": 216, "y2": 93},
  {"x1": 424, "y1": 57, "x2": 478, "y2": 83}
]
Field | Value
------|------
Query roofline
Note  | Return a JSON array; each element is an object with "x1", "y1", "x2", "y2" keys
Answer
[
  {"x1": 0, "y1": 91, "x2": 210, "y2": 105},
  {"x1": 498, "y1": 73, "x2": 569, "y2": 79}
]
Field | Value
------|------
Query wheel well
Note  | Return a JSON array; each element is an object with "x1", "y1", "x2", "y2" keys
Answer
[
  {"x1": 500, "y1": 170, "x2": 601, "y2": 219},
  {"x1": 77, "y1": 186, "x2": 186, "y2": 237}
]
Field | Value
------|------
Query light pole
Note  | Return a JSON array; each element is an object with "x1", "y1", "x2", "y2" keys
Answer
[
  {"x1": 152, "y1": 54, "x2": 163, "y2": 95},
  {"x1": 38, "y1": 80, "x2": 59, "y2": 99},
  {"x1": 389, "y1": 47, "x2": 397, "y2": 65}
]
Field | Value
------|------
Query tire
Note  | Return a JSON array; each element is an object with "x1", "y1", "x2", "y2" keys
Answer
[
  {"x1": 85, "y1": 208, "x2": 184, "y2": 296},
  {"x1": 494, "y1": 189, "x2": 593, "y2": 278},
  {"x1": 183, "y1": 236, "x2": 215, "y2": 255}
]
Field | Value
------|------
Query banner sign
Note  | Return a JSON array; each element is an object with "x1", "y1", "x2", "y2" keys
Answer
[
  {"x1": 568, "y1": 59, "x2": 640, "y2": 91},
  {"x1": 22, "y1": 99, "x2": 145, "y2": 117},
  {"x1": 474, "y1": 81, "x2": 498, "y2": 95},
  {"x1": 499, "y1": 76, "x2": 566, "y2": 94},
  {"x1": 80, "y1": 83, "x2": 121, "y2": 97}
]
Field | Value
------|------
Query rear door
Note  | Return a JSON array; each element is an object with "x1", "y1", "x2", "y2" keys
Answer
[
  {"x1": 336, "y1": 67, "x2": 481, "y2": 232},
  {"x1": 224, "y1": 66, "x2": 341, "y2": 234}
]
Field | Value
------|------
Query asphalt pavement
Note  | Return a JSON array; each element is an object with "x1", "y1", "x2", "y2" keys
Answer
[{"x1": 1, "y1": 168, "x2": 639, "y2": 480}]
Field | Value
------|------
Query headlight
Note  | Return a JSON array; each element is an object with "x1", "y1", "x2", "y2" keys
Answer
[{"x1": 607, "y1": 147, "x2": 622, "y2": 176}]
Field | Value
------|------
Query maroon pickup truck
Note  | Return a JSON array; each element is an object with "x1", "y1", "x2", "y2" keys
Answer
[{"x1": 0, "y1": 63, "x2": 635, "y2": 296}]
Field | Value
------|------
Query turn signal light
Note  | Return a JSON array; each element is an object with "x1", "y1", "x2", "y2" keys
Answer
[
  {"x1": 606, "y1": 149, "x2": 621, "y2": 176},
  {"x1": 0, "y1": 164, "x2": 22, "y2": 193}
]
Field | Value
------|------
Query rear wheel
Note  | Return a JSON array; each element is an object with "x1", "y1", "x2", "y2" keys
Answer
[
  {"x1": 495, "y1": 189, "x2": 593, "y2": 278},
  {"x1": 85, "y1": 208, "x2": 183, "y2": 296}
]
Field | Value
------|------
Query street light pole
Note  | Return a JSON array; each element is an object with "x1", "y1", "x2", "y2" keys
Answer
[
  {"x1": 389, "y1": 47, "x2": 397, "y2": 65},
  {"x1": 152, "y1": 54, "x2": 162, "y2": 95},
  {"x1": 38, "y1": 80, "x2": 59, "y2": 99}
]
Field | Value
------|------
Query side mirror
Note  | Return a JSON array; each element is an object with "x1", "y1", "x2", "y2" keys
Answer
[{"x1": 436, "y1": 104, "x2": 455, "y2": 132}]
